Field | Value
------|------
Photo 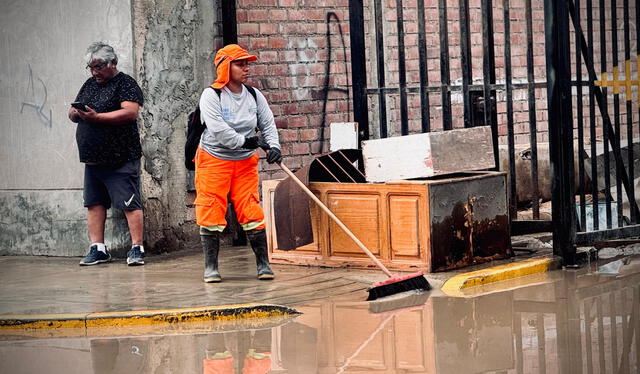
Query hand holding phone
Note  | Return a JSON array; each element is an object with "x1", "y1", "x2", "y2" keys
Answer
[{"x1": 71, "y1": 102, "x2": 87, "y2": 111}]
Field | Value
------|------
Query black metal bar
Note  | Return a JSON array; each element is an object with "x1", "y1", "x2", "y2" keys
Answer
[
  {"x1": 504, "y1": 0, "x2": 516, "y2": 220},
  {"x1": 511, "y1": 220, "x2": 554, "y2": 235},
  {"x1": 326, "y1": 154, "x2": 357, "y2": 183},
  {"x1": 365, "y1": 81, "x2": 549, "y2": 95},
  {"x1": 314, "y1": 158, "x2": 341, "y2": 182},
  {"x1": 459, "y1": 0, "x2": 473, "y2": 128},
  {"x1": 417, "y1": 0, "x2": 431, "y2": 133},
  {"x1": 575, "y1": 0, "x2": 586, "y2": 232},
  {"x1": 623, "y1": 0, "x2": 635, "y2": 223},
  {"x1": 587, "y1": 0, "x2": 599, "y2": 231},
  {"x1": 526, "y1": 0, "x2": 540, "y2": 219},
  {"x1": 373, "y1": 0, "x2": 388, "y2": 138},
  {"x1": 637, "y1": 0, "x2": 640, "y2": 227},
  {"x1": 396, "y1": 0, "x2": 409, "y2": 135},
  {"x1": 349, "y1": 0, "x2": 370, "y2": 142},
  {"x1": 611, "y1": 0, "x2": 624, "y2": 228},
  {"x1": 545, "y1": 0, "x2": 577, "y2": 264},
  {"x1": 599, "y1": 0, "x2": 612, "y2": 228},
  {"x1": 575, "y1": 224, "x2": 640, "y2": 244},
  {"x1": 336, "y1": 150, "x2": 367, "y2": 179},
  {"x1": 568, "y1": 0, "x2": 640, "y2": 221},
  {"x1": 221, "y1": 0, "x2": 238, "y2": 45},
  {"x1": 438, "y1": 0, "x2": 453, "y2": 130},
  {"x1": 481, "y1": 0, "x2": 499, "y2": 169}
]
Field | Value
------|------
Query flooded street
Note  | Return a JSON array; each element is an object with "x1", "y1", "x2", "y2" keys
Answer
[{"x1": 1, "y1": 255, "x2": 639, "y2": 374}]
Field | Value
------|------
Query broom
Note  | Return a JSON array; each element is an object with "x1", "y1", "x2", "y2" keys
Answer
[{"x1": 277, "y1": 162, "x2": 431, "y2": 300}]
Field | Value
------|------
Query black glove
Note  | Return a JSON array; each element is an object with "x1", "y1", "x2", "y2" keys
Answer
[
  {"x1": 242, "y1": 136, "x2": 261, "y2": 149},
  {"x1": 266, "y1": 147, "x2": 282, "y2": 164}
]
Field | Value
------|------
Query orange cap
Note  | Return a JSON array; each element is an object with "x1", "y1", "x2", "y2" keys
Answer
[{"x1": 212, "y1": 44, "x2": 258, "y2": 89}]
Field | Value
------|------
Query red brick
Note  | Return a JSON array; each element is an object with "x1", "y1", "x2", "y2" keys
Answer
[
  {"x1": 300, "y1": 128, "x2": 319, "y2": 141},
  {"x1": 236, "y1": 10, "x2": 248, "y2": 22},
  {"x1": 268, "y1": 9, "x2": 287, "y2": 21},
  {"x1": 279, "y1": 129, "x2": 299, "y2": 142},
  {"x1": 269, "y1": 37, "x2": 287, "y2": 49},
  {"x1": 292, "y1": 142, "x2": 310, "y2": 155},
  {"x1": 247, "y1": 9, "x2": 270, "y2": 22},
  {"x1": 259, "y1": 50, "x2": 279, "y2": 62},
  {"x1": 238, "y1": 23, "x2": 259, "y2": 35},
  {"x1": 260, "y1": 23, "x2": 280, "y2": 35},
  {"x1": 249, "y1": 37, "x2": 269, "y2": 50},
  {"x1": 287, "y1": 115, "x2": 309, "y2": 128}
]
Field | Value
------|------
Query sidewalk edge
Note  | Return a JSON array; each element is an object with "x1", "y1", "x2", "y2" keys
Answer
[
  {"x1": 0, "y1": 303, "x2": 300, "y2": 330},
  {"x1": 441, "y1": 257, "x2": 561, "y2": 297}
]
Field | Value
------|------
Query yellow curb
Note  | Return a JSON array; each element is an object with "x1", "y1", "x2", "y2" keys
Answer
[
  {"x1": 0, "y1": 303, "x2": 299, "y2": 331},
  {"x1": 441, "y1": 257, "x2": 559, "y2": 297}
]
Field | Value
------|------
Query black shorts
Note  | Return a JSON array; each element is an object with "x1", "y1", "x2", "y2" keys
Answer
[{"x1": 83, "y1": 159, "x2": 143, "y2": 210}]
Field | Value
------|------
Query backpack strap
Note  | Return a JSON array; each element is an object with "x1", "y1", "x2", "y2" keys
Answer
[
  {"x1": 243, "y1": 84, "x2": 257, "y2": 102},
  {"x1": 211, "y1": 85, "x2": 257, "y2": 102}
]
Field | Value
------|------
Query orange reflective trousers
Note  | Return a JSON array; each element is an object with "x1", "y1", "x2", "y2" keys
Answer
[{"x1": 194, "y1": 147, "x2": 265, "y2": 232}]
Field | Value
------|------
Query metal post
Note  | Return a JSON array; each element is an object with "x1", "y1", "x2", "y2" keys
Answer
[
  {"x1": 417, "y1": 0, "x2": 431, "y2": 133},
  {"x1": 396, "y1": 0, "x2": 409, "y2": 136},
  {"x1": 349, "y1": 0, "x2": 370, "y2": 142},
  {"x1": 438, "y1": 0, "x2": 453, "y2": 130},
  {"x1": 221, "y1": 0, "x2": 238, "y2": 45},
  {"x1": 526, "y1": 0, "x2": 541, "y2": 219},
  {"x1": 504, "y1": 0, "x2": 516, "y2": 219},
  {"x1": 544, "y1": 0, "x2": 577, "y2": 265},
  {"x1": 373, "y1": 0, "x2": 388, "y2": 138},
  {"x1": 459, "y1": 0, "x2": 473, "y2": 128}
]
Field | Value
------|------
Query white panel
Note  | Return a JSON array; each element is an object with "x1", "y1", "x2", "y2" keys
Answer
[{"x1": 329, "y1": 122, "x2": 358, "y2": 151}]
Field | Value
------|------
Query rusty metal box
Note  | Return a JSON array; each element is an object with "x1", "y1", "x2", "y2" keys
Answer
[{"x1": 263, "y1": 171, "x2": 511, "y2": 273}]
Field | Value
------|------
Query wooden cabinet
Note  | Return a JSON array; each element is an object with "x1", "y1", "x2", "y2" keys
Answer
[{"x1": 263, "y1": 171, "x2": 511, "y2": 273}]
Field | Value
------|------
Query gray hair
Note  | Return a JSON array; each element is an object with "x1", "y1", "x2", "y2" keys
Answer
[{"x1": 84, "y1": 42, "x2": 118, "y2": 65}]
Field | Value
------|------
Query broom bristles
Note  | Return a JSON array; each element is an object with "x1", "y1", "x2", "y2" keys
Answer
[{"x1": 367, "y1": 272, "x2": 431, "y2": 301}]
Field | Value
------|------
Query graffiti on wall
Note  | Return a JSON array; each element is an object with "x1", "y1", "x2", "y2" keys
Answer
[{"x1": 20, "y1": 64, "x2": 52, "y2": 128}]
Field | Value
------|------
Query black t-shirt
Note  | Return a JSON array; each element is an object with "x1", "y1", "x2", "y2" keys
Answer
[{"x1": 74, "y1": 72, "x2": 144, "y2": 165}]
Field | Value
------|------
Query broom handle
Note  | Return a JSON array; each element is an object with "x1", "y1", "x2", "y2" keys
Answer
[{"x1": 278, "y1": 162, "x2": 393, "y2": 277}]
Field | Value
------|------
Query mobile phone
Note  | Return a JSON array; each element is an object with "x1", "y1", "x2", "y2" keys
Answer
[{"x1": 71, "y1": 102, "x2": 87, "y2": 111}]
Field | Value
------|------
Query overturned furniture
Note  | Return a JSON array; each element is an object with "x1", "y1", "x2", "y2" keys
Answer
[{"x1": 264, "y1": 127, "x2": 512, "y2": 273}]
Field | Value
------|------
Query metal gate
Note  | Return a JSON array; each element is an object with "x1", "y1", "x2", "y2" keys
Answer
[{"x1": 348, "y1": 0, "x2": 640, "y2": 265}]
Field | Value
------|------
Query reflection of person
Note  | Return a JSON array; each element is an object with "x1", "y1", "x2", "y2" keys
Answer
[
  {"x1": 68, "y1": 42, "x2": 145, "y2": 267},
  {"x1": 203, "y1": 330, "x2": 272, "y2": 374},
  {"x1": 195, "y1": 44, "x2": 282, "y2": 283}
]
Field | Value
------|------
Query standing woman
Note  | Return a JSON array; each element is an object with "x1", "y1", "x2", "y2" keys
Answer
[{"x1": 195, "y1": 44, "x2": 282, "y2": 283}]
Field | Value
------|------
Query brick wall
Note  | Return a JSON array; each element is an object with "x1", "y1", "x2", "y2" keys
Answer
[
  {"x1": 231, "y1": 0, "x2": 638, "y2": 179},
  {"x1": 234, "y1": 0, "x2": 352, "y2": 180}
]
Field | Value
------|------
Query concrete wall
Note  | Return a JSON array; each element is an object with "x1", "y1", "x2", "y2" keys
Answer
[
  {"x1": 0, "y1": 0, "x2": 134, "y2": 256},
  {"x1": 132, "y1": 0, "x2": 219, "y2": 253},
  {"x1": 0, "y1": 0, "x2": 218, "y2": 256}
]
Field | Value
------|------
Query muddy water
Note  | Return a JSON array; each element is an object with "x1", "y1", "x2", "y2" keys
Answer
[{"x1": 1, "y1": 257, "x2": 639, "y2": 374}]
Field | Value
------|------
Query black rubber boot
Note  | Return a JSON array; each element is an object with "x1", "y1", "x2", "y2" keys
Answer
[
  {"x1": 246, "y1": 229, "x2": 274, "y2": 280},
  {"x1": 200, "y1": 228, "x2": 222, "y2": 283}
]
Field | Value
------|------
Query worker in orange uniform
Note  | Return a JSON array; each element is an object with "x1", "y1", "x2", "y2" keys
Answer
[{"x1": 195, "y1": 44, "x2": 282, "y2": 283}]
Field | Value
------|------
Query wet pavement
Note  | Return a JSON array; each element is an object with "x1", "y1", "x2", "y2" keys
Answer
[
  {"x1": 0, "y1": 240, "x2": 552, "y2": 317},
  {"x1": 1, "y1": 251, "x2": 639, "y2": 374}
]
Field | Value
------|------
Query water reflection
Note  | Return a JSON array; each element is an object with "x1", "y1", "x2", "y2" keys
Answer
[{"x1": 1, "y1": 257, "x2": 639, "y2": 374}]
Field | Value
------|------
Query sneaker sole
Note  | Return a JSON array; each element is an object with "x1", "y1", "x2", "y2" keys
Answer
[
  {"x1": 79, "y1": 258, "x2": 111, "y2": 266},
  {"x1": 127, "y1": 260, "x2": 145, "y2": 266},
  {"x1": 204, "y1": 277, "x2": 222, "y2": 283},
  {"x1": 257, "y1": 273, "x2": 275, "y2": 280}
]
